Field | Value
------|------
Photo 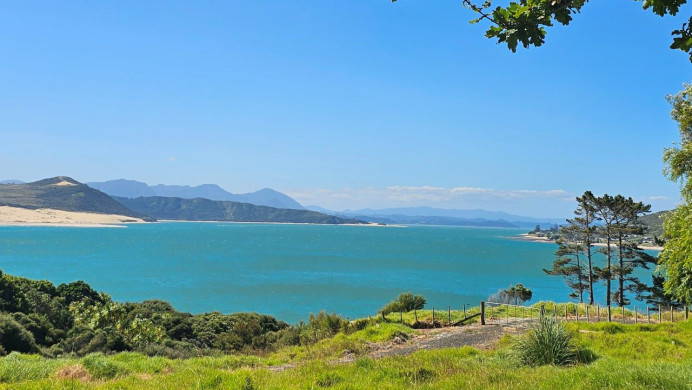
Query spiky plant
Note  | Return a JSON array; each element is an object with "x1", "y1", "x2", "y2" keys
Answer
[{"x1": 514, "y1": 315, "x2": 577, "y2": 366}]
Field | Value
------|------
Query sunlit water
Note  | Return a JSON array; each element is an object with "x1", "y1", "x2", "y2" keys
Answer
[{"x1": 0, "y1": 223, "x2": 653, "y2": 323}]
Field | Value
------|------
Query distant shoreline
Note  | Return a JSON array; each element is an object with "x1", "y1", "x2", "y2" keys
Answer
[
  {"x1": 0, "y1": 206, "x2": 144, "y2": 227},
  {"x1": 509, "y1": 233, "x2": 663, "y2": 251}
]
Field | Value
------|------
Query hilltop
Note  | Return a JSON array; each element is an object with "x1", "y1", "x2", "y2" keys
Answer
[
  {"x1": 115, "y1": 196, "x2": 367, "y2": 224},
  {"x1": 0, "y1": 177, "x2": 155, "y2": 222}
]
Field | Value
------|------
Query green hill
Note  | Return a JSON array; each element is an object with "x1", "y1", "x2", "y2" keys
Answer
[
  {"x1": 114, "y1": 196, "x2": 368, "y2": 224},
  {"x1": 0, "y1": 177, "x2": 155, "y2": 221},
  {"x1": 641, "y1": 210, "x2": 668, "y2": 238}
]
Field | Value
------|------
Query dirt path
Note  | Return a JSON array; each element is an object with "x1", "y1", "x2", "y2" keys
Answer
[
  {"x1": 368, "y1": 322, "x2": 529, "y2": 359},
  {"x1": 269, "y1": 321, "x2": 531, "y2": 372}
]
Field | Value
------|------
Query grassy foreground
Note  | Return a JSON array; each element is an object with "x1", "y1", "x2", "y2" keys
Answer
[{"x1": 1, "y1": 315, "x2": 692, "y2": 389}]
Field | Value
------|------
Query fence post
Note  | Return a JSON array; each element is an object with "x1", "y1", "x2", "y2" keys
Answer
[
  {"x1": 634, "y1": 307, "x2": 637, "y2": 324},
  {"x1": 540, "y1": 304, "x2": 545, "y2": 320},
  {"x1": 647, "y1": 306, "x2": 650, "y2": 324},
  {"x1": 414, "y1": 309, "x2": 418, "y2": 323},
  {"x1": 597, "y1": 305, "x2": 600, "y2": 322},
  {"x1": 400, "y1": 311, "x2": 403, "y2": 324},
  {"x1": 686, "y1": 306, "x2": 689, "y2": 320},
  {"x1": 608, "y1": 305, "x2": 612, "y2": 322},
  {"x1": 622, "y1": 306, "x2": 626, "y2": 324},
  {"x1": 432, "y1": 307, "x2": 435, "y2": 324},
  {"x1": 671, "y1": 306, "x2": 674, "y2": 323},
  {"x1": 448, "y1": 306, "x2": 451, "y2": 326},
  {"x1": 576, "y1": 304, "x2": 579, "y2": 322},
  {"x1": 659, "y1": 305, "x2": 662, "y2": 323},
  {"x1": 463, "y1": 304, "x2": 467, "y2": 319},
  {"x1": 586, "y1": 305, "x2": 589, "y2": 322},
  {"x1": 480, "y1": 302, "x2": 486, "y2": 325},
  {"x1": 553, "y1": 304, "x2": 557, "y2": 317}
]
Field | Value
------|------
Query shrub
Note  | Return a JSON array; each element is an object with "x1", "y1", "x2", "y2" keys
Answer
[
  {"x1": 514, "y1": 316, "x2": 577, "y2": 366},
  {"x1": 379, "y1": 292, "x2": 426, "y2": 315},
  {"x1": 0, "y1": 314, "x2": 39, "y2": 354},
  {"x1": 488, "y1": 283, "x2": 533, "y2": 305}
]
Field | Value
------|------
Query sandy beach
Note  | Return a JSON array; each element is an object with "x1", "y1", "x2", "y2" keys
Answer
[
  {"x1": 0, "y1": 206, "x2": 145, "y2": 227},
  {"x1": 511, "y1": 233, "x2": 663, "y2": 251}
]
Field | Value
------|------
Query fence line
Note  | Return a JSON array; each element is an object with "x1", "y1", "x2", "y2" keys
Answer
[{"x1": 480, "y1": 301, "x2": 690, "y2": 325}]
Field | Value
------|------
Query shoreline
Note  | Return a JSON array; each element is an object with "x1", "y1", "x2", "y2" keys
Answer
[
  {"x1": 510, "y1": 233, "x2": 663, "y2": 251},
  {"x1": 0, "y1": 206, "x2": 145, "y2": 227}
]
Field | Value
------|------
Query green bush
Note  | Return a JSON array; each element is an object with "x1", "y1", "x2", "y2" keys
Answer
[
  {"x1": 379, "y1": 292, "x2": 426, "y2": 315},
  {"x1": 0, "y1": 314, "x2": 39, "y2": 354},
  {"x1": 514, "y1": 316, "x2": 577, "y2": 366}
]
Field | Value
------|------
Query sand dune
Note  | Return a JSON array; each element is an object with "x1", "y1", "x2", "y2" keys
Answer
[{"x1": 0, "y1": 206, "x2": 145, "y2": 226}]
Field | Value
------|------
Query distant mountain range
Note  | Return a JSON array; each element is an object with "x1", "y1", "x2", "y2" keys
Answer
[
  {"x1": 305, "y1": 206, "x2": 566, "y2": 228},
  {"x1": 0, "y1": 176, "x2": 364, "y2": 225},
  {"x1": 0, "y1": 177, "x2": 155, "y2": 221},
  {"x1": 87, "y1": 179, "x2": 304, "y2": 210},
  {"x1": 116, "y1": 196, "x2": 366, "y2": 224}
]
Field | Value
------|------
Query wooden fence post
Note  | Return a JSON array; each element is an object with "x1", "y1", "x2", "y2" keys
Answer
[
  {"x1": 540, "y1": 304, "x2": 545, "y2": 320},
  {"x1": 553, "y1": 305, "x2": 557, "y2": 317},
  {"x1": 432, "y1": 307, "x2": 435, "y2": 324},
  {"x1": 448, "y1": 306, "x2": 451, "y2": 326},
  {"x1": 686, "y1": 306, "x2": 689, "y2": 320},
  {"x1": 622, "y1": 306, "x2": 626, "y2": 324},
  {"x1": 671, "y1": 306, "x2": 674, "y2": 322},
  {"x1": 480, "y1": 302, "x2": 486, "y2": 325},
  {"x1": 463, "y1": 304, "x2": 467, "y2": 319},
  {"x1": 586, "y1": 305, "x2": 589, "y2": 322},
  {"x1": 414, "y1": 309, "x2": 418, "y2": 323},
  {"x1": 400, "y1": 311, "x2": 403, "y2": 324},
  {"x1": 659, "y1": 305, "x2": 662, "y2": 323},
  {"x1": 647, "y1": 306, "x2": 650, "y2": 324},
  {"x1": 597, "y1": 305, "x2": 600, "y2": 322},
  {"x1": 576, "y1": 304, "x2": 579, "y2": 322},
  {"x1": 608, "y1": 305, "x2": 612, "y2": 322},
  {"x1": 634, "y1": 307, "x2": 637, "y2": 324}
]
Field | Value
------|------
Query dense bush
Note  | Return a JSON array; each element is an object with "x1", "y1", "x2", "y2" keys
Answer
[
  {"x1": 0, "y1": 314, "x2": 39, "y2": 354},
  {"x1": 0, "y1": 268, "x2": 323, "y2": 358}
]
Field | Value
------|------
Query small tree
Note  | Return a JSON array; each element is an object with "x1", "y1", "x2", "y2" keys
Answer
[
  {"x1": 379, "y1": 292, "x2": 426, "y2": 315},
  {"x1": 488, "y1": 283, "x2": 533, "y2": 305}
]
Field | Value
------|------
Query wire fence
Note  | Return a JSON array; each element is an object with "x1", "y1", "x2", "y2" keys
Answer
[{"x1": 482, "y1": 301, "x2": 691, "y2": 325}]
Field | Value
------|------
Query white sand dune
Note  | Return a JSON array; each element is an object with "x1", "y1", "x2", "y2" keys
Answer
[{"x1": 0, "y1": 206, "x2": 145, "y2": 226}]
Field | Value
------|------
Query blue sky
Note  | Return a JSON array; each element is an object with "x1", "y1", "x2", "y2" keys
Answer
[{"x1": 0, "y1": 1, "x2": 689, "y2": 217}]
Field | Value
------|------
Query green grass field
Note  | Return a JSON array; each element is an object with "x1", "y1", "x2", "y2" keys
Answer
[{"x1": 2, "y1": 308, "x2": 691, "y2": 389}]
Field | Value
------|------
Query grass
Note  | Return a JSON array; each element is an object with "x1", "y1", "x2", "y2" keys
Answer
[{"x1": 1, "y1": 306, "x2": 692, "y2": 389}]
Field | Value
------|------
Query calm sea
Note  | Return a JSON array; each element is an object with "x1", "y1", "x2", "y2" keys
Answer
[{"x1": 0, "y1": 223, "x2": 645, "y2": 323}]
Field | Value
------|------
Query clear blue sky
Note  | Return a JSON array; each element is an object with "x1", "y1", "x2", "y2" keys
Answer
[{"x1": 0, "y1": 1, "x2": 689, "y2": 217}]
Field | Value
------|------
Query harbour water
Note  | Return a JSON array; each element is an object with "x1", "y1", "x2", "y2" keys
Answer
[{"x1": 0, "y1": 223, "x2": 642, "y2": 323}]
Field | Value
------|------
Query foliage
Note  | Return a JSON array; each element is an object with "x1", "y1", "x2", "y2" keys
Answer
[
  {"x1": 393, "y1": 0, "x2": 692, "y2": 61},
  {"x1": 0, "y1": 314, "x2": 39, "y2": 355},
  {"x1": 488, "y1": 283, "x2": 533, "y2": 304},
  {"x1": 514, "y1": 315, "x2": 577, "y2": 366},
  {"x1": 661, "y1": 83, "x2": 692, "y2": 305},
  {"x1": 0, "y1": 268, "x2": 302, "y2": 358},
  {"x1": 378, "y1": 292, "x2": 426, "y2": 315}
]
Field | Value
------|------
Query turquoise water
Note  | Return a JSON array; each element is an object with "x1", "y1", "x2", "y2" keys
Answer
[{"x1": 0, "y1": 223, "x2": 633, "y2": 323}]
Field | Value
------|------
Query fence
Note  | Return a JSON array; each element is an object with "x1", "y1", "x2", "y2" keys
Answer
[{"x1": 481, "y1": 301, "x2": 691, "y2": 325}]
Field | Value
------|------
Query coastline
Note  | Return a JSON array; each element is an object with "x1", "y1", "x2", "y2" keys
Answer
[
  {"x1": 157, "y1": 220, "x2": 401, "y2": 227},
  {"x1": 510, "y1": 233, "x2": 663, "y2": 251},
  {"x1": 0, "y1": 206, "x2": 145, "y2": 227}
]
